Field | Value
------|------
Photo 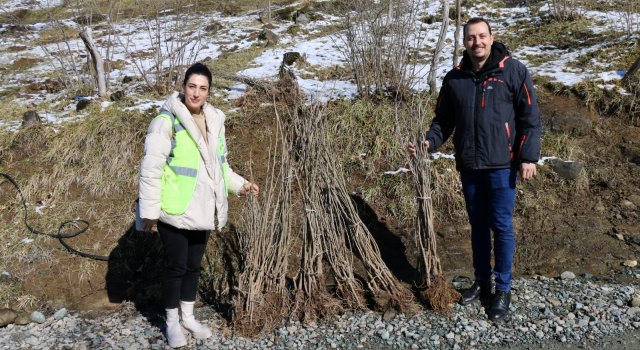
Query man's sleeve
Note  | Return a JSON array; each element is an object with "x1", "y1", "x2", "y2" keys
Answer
[
  {"x1": 513, "y1": 65, "x2": 542, "y2": 163},
  {"x1": 425, "y1": 81, "x2": 456, "y2": 152}
]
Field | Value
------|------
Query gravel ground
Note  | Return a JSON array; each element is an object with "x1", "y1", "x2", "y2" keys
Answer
[{"x1": 1, "y1": 271, "x2": 640, "y2": 350}]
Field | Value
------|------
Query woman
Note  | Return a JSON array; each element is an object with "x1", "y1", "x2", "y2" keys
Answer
[{"x1": 138, "y1": 63, "x2": 258, "y2": 348}]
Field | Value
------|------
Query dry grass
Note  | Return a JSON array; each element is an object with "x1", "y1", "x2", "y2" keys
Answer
[{"x1": 10, "y1": 105, "x2": 149, "y2": 198}]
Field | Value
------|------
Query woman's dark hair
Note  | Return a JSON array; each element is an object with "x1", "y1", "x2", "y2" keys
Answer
[
  {"x1": 183, "y1": 63, "x2": 212, "y2": 87},
  {"x1": 463, "y1": 17, "x2": 492, "y2": 37}
]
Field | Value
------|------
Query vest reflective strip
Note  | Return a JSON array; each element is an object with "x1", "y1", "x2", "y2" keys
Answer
[{"x1": 170, "y1": 166, "x2": 198, "y2": 178}]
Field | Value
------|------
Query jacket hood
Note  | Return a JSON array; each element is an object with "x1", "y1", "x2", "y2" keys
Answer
[{"x1": 458, "y1": 42, "x2": 509, "y2": 73}]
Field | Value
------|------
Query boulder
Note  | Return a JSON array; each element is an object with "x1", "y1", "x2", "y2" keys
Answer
[
  {"x1": 547, "y1": 159, "x2": 584, "y2": 180},
  {"x1": 295, "y1": 13, "x2": 310, "y2": 25},
  {"x1": 259, "y1": 29, "x2": 279, "y2": 44},
  {"x1": 22, "y1": 110, "x2": 40, "y2": 127},
  {"x1": 0, "y1": 309, "x2": 17, "y2": 327},
  {"x1": 283, "y1": 52, "x2": 301, "y2": 66},
  {"x1": 560, "y1": 271, "x2": 576, "y2": 280},
  {"x1": 76, "y1": 99, "x2": 91, "y2": 112},
  {"x1": 110, "y1": 90, "x2": 125, "y2": 101},
  {"x1": 14, "y1": 312, "x2": 31, "y2": 325},
  {"x1": 548, "y1": 111, "x2": 592, "y2": 136}
]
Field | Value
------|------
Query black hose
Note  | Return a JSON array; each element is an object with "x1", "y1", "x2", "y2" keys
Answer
[{"x1": 0, "y1": 172, "x2": 130, "y2": 261}]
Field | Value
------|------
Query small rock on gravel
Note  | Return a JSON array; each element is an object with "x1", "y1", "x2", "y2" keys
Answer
[
  {"x1": 561, "y1": 271, "x2": 576, "y2": 280},
  {"x1": 53, "y1": 308, "x2": 67, "y2": 320},
  {"x1": 30, "y1": 311, "x2": 45, "y2": 324}
]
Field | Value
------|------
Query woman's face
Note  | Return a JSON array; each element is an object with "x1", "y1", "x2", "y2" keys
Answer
[{"x1": 183, "y1": 74, "x2": 209, "y2": 114}]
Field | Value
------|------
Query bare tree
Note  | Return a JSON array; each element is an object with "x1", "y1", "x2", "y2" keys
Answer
[
  {"x1": 336, "y1": 0, "x2": 427, "y2": 100},
  {"x1": 452, "y1": 0, "x2": 461, "y2": 69},
  {"x1": 428, "y1": 0, "x2": 450, "y2": 93},
  {"x1": 79, "y1": 27, "x2": 107, "y2": 97}
]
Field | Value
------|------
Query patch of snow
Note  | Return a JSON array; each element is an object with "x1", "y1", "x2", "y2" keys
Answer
[
  {"x1": 537, "y1": 156, "x2": 558, "y2": 165},
  {"x1": 21, "y1": 238, "x2": 34, "y2": 243},
  {"x1": 431, "y1": 152, "x2": 455, "y2": 160},
  {"x1": 1, "y1": 271, "x2": 9, "y2": 276},
  {"x1": 384, "y1": 167, "x2": 410, "y2": 175}
]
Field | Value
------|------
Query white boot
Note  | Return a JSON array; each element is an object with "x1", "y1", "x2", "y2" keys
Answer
[
  {"x1": 179, "y1": 301, "x2": 212, "y2": 339},
  {"x1": 165, "y1": 308, "x2": 187, "y2": 348}
]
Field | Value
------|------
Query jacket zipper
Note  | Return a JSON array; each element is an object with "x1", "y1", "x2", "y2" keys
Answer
[
  {"x1": 517, "y1": 135, "x2": 527, "y2": 159},
  {"x1": 481, "y1": 80, "x2": 487, "y2": 108},
  {"x1": 505, "y1": 122, "x2": 513, "y2": 161}
]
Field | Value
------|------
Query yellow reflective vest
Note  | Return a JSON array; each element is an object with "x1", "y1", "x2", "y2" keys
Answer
[{"x1": 156, "y1": 110, "x2": 229, "y2": 215}]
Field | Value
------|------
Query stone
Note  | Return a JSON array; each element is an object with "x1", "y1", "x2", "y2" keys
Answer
[
  {"x1": 0, "y1": 309, "x2": 18, "y2": 327},
  {"x1": 560, "y1": 271, "x2": 576, "y2": 280},
  {"x1": 626, "y1": 307, "x2": 640, "y2": 316},
  {"x1": 76, "y1": 99, "x2": 91, "y2": 111},
  {"x1": 623, "y1": 260, "x2": 638, "y2": 267},
  {"x1": 621, "y1": 200, "x2": 636, "y2": 209},
  {"x1": 259, "y1": 29, "x2": 279, "y2": 43},
  {"x1": 22, "y1": 110, "x2": 40, "y2": 127},
  {"x1": 295, "y1": 13, "x2": 310, "y2": 25},
  {"x1": 382, "y1": 309, "x2": 396, "y2": 322},
  {"x1": 110, "y1": 91, "x2": 125, "y2": 101},
  {"x1": 628, "y1": 194, "x2": 640, "y2": 207},
  {"x1": 548, "y1": 110, "x2": 592, "y2": 136},
  {"x1": 631, "y1": 298, "x2": 640, "y2": 307},
  {"x1": 411, "y1": 344, "x2": 419, "y2": 350},
  {"x1": 547, "y1": 159, "x2": 584, "y2": 180},
  {"x1": 282, "y1": 52, "x2": 301, "y2": 66},
  {"x1": 594, "y1": 200, "x2": 605, "y2": 211},
  {"x1": 616, "y1": 234, "x2": 625, "y2": 241},
  {"x1": 30, "y1": 311, "x2": 46, "y2": 324},
  {"x1": 548, "y1": 298, "x2": 562, "y2": 307},
  {"x1": 622, "y1": 145, "x2": 640, "y2": 165},
  {"x1": 14, "y1": 312, "x2": 31, "y2": 325},
  {"x1": 205, "y1": 23, "x2": 223, "y2": 32},
  {"x1": 53, "y1": 308, "x2": 67, "y2": 320},
  {"x1": 381, "y1": 331, "x2": 390, "y2": 340}
]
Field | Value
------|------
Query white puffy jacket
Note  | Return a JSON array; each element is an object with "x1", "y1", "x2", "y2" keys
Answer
[{"x1": 138, "y1": 92, "x2": 247, "y2": 230}]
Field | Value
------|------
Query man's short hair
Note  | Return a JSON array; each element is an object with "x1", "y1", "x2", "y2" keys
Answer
[{"x1": 463, "y1": 17, "x2": 492, "y2": 37}]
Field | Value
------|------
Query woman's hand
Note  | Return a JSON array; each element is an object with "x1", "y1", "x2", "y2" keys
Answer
[
  {"x1": 408, "y1": 141, "x2": 429, "y2": 157},
  {"x1": 142, "y1": 218, "x2": 158, "y2": 232},
  {"x1": 239, "y1": 183, "x2": 259, "y2": 196}
]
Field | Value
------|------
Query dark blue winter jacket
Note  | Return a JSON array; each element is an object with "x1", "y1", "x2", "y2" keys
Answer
[{"x1": 425, "y1": 42, "x2": 542, "y2": 171}]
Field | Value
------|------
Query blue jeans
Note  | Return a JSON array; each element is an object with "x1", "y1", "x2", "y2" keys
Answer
[{"x1": 460, "y1": 168, "x2": 517, "y2": 292}]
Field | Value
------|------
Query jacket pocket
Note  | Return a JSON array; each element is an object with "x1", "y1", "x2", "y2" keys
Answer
[{"x1": 487, "y1": 123, "x2": 512, "y2": 167}]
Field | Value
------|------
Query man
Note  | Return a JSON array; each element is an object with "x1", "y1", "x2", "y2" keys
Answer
[{"x1": 408, "y1": 18, "x2": 542, "y2": 321}]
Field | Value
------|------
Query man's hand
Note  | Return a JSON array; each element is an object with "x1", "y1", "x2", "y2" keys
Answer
[
  {"x1": 408, "y1": 141, "x2": 430, "y2": 157},
  {"x1": 520, "y1": 163, "x2": 537, "y2": 180},
  {"x1": 142, "y1": 218, "x2": 158, "y2": 232},
  {"x1": 239, "y1": 183, "x2": 259, "y2": 196}
]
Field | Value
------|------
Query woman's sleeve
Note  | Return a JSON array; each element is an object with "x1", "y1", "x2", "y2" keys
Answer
[
  {"x1": 220, "y1": 123, "x2": 249, "y2": 196},
  {"x1": 139, "y1": 117, "x2": 171, "y2": 219}
]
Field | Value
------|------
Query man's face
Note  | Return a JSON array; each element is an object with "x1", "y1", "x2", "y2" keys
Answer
[{"x1": 463, "y1": 22, "x2": 494, "y2": 62}]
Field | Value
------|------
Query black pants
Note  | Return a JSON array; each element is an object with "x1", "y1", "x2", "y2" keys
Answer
[{"x1": 157, "y1": 221, "x2": 210, "y2": 309}]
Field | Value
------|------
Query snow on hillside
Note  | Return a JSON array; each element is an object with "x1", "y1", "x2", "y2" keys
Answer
[{"x1": 0, "y1": 0, "x2": 638, "y2": 127}]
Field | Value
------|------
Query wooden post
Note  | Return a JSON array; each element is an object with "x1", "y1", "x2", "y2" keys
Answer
[
  {"x1": 623, "y1": 54, "x2": 640, "y2": 82},
  {"x1": 452, "y1": 0, "x2": 461, "y2": 68},
  {"x1": 79, "y1": 27, "x2": 107, "y2": 97},
  {"x1": 268, "y1": 0, "x2": 272, "y2": 24},
  {"x1": 428, "y1": 0, "x2": 450, "y2": 93}
]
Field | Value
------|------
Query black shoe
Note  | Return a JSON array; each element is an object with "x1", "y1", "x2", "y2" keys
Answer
[
  {"x1": 460, "y1": 280, "x2": 492, "y2": 305},
  {"x1": 488, "y1": 290, "x2": 511, "y2": 321}
]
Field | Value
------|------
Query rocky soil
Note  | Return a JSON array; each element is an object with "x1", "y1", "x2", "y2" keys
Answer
[{"x1": 2, "y1": 269, "x2": 640, "y2": 350}]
